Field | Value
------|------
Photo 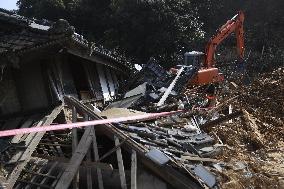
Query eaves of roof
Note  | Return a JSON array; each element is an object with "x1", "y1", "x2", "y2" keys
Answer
[{"x1": 0, "y1": 8, "x2": 133, "y2": 74}]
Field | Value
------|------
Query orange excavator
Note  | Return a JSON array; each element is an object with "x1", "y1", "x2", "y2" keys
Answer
[{"x1": 183, "y1": 10, "x2": 245, "y2": 85}]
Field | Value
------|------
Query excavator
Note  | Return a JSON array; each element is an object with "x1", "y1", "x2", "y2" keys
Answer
[{"x1": 181, "y1": 10, "x2": 245, "y2": 86}]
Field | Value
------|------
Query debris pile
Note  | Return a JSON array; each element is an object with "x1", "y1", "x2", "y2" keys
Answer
[
  {"x1": 206, "y1": 67, "x2": 284, "y2": 189},
  {"x1": 103, "y1": 64, "x2": 284, "y2": 189}
]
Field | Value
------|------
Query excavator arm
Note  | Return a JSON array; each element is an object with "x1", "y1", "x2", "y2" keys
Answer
[{"x1": 204, "y1": 11, "x2": 245, "y2": 68}]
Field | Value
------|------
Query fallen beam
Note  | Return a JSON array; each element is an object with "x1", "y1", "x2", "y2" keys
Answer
[
  {"x1": 5, "y1": 105, "x2": 63, "y2": 189},
  {"x1": 54, "y1": 126, "x2": 94, "y2": 189},
  {"x1": 200, "y1": 111, "x2": 243, "y2": 129}
]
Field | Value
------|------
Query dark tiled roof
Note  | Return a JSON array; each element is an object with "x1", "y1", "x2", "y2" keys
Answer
[{"x1": 0, "y1": 8, "x2": 132, "y2": 71}]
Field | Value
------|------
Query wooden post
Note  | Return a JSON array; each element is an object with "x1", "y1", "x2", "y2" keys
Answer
[
  {"x1": 131, "y1": 150, "x2": 137, "y2": 189},
  {"x1": 84, "y1": 114, "x2": 93, "y2": 189},
  {"x1": 92, "y1": 129, "x2": 104, "y2": 189},
  {"x1": 72, "y1": 106, "x2": 79, "y2": 189},
  {"x1": 114, "y1": 136, "x2": 127, "y2": 189},
  {"x1": 54, "y1": 127, "x2": 94, "y2": 189}
]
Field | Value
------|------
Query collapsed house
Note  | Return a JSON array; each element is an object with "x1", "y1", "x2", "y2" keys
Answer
[
  {"x1": 1, "y1": 8, "x2": 282, "y2": 189},
  {"x1": 0, "y1": 9, "x2": 220, "y2": 189}
]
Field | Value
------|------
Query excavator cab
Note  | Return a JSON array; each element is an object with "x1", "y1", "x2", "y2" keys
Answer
[
  {"x1": 184, "y1": 51, "x2": 204, "y2": 68},
  {"x1": 183, "y1": 51, "x2": 224, "y2": 85}
]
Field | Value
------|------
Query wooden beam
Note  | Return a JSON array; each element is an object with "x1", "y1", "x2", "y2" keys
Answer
[
  {"x1": 207, "y1": 95, "x2": 239, "y2": 115},
  {"x1": 86, "y1": 150, "x2": 93, "y2": 189},
  {"x1": 54, "y1": 127, "x2": 94, "y2": 189},
  {"x1": 131, "y1": 150, "x2": 137, "y2": 189},
  {"x1": 6, "y1": 106, "x2": 63, "y2": 189},
  {"x1": 200, "y1": 111, "x2": 243, "y2": 129},
  {"x1": 242, "y1": 110, "x2": 265, "y2": 147},
  {"x1": 32, "y1": 155, "x2": 113, "y2": 170},
  {"x1": 84, "y1": 114, "x2": 93, "y2": 189},
  {"x1": 115, "y1": 136, "x2": 127, "y2": 189},
  {"x1": 92, "y1": 129, "x2": 104, "y2": 189},
  {"x1": 98, "y1": 138, "x2": 128, "y2": 161},
  {"x1": 72, "y1": 106, "x2": 79, "y2": 189}
]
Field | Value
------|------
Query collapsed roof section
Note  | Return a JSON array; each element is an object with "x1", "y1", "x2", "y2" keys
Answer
[{"x1": 0, "y1": 9, "x2": 134, "y2": 117}]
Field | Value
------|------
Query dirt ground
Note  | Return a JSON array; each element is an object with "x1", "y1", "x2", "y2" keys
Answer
[{"x1": 210, "y1": 67, "x2": 284, "y2": 188}]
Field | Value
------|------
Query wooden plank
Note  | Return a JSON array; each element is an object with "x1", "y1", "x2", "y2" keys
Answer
[
  {"x1": 6, "y1": 106, "x2": 63, "y2": 189},
  {"x1": 131, "y1": 150, "x2": 137, "y2": 189},
  {"x1": 181, "y1": 156, "x2": 220, "y2": 163},
  {"x1": 92, "y1": 129, "x2": 104, "y2": 189},
  {"x1": 54, "y1": 126, "x2": 94, "y2": 189},
  {"x1": 33, "y1": 154, "x2": 113, "y2": 170},
  {"x1": 114, "y1": 136, "x2": 127, "y2": 189}
]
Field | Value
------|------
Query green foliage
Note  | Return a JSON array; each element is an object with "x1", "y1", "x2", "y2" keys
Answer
[
  {"x1": 104, "y1": 0, "x2": 204, "y2": 66},
  {"x1": 17, "y1": 0, "x2": 284, "y2": 69},
  {"x1": 17, "y1": 0, "x2": 204, "y2": 67}
]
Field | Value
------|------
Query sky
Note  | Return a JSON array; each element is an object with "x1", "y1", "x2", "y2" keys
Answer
[{"x1": 0, "y1": 0, "x2": 18, "y2": 10}]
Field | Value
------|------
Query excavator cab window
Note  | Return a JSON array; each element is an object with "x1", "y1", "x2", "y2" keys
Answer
[{"x1": 184, "y1": 51, "x2": 204, "y2": 68}]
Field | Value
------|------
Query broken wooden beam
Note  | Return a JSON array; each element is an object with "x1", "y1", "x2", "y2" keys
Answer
[
  {"x1": 98, "y1": 138, "x2": 128, "y2": 162},
  {"x1": 54, "y1": 126, "x2": 94, "y2": 189},
  {"x1": 207, "y1": 95, "x2": 239, "y2": 115},
  {"x1": 200, "y1": 111, "x2": 243, "y2": 129},
  {"x1": 5, "y1": 105, "x2": 63, "y2": 189},
  {"x1": 241, "y1": 109, "x2": 265, "y2": 147}
]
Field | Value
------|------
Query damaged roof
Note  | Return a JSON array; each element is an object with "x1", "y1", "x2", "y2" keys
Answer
[{"x1": 0, "y1": 8, "x2": 132, "y2": 73}]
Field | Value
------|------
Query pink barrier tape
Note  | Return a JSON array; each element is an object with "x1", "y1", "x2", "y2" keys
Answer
[{"x1": 0, "y1": 110, "x2": 182, "y2": 138}]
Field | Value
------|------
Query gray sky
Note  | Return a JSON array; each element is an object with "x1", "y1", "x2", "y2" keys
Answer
[{"x1": 0, "y1": 0, "x2": 18, "y2": 10}]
